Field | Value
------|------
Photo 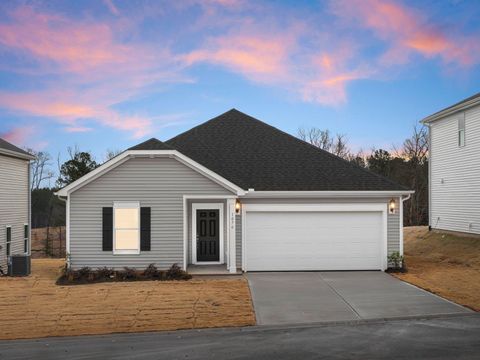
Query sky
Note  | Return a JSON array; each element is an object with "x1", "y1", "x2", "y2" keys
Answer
[{"x1": 0, "y1": 0, "x2": 479, "y2": 168}]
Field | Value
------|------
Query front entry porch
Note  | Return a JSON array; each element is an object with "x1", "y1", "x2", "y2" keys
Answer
[
  {"x1": 187, "y1": 264, "x2": 242, "y2": 275},
  {"x1": 183, "y1": 196, "x2": 238, "y2": 274}
]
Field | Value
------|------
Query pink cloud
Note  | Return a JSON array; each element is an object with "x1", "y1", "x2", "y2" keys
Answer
[
  {"x1": 103, "y1": 0, "x2": 120, "y2": 16},
  {"x1": 181, "y1": 23, "x2": 366, "y2": 105},
  {"x1": 64, "y1": 126, "x2": 94, "y2": 133},
  {"x1": 1, "y1": 125, "x2": 35, "y2": 147},
  {"x1": 0, "y1": 91, "x2": 153, "y2": 139},
  {"x1": 182, "y1": 33, "x2": 293, "y2": 82},
  {"x1": 331, "y1": 0, "x2": 478, "y2": 66},
  {"x1": 0, "y1": 5, "x2": 190, "y2": 139}
]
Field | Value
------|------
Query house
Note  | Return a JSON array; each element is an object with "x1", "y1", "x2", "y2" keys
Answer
[
  {"x1": 421, "y1": 93, "x2": 480, "y2": 235},
  {"x1": 56, "y1": 109, "x2": 413, "y2": 272},
  {"x1": 0, "y1": 138, "x2": 35, "y2": 274}
]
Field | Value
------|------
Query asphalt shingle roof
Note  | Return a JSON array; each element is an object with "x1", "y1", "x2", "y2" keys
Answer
[
  {"x1": 0, "y1": 137, "x2": 34, "y2": 159},
  {"x1": 128, "y1": 138, "x2": 174, "y2": 151},
  {"x1": 153, "y1": 109, "x2": 407, "y2": 191}
]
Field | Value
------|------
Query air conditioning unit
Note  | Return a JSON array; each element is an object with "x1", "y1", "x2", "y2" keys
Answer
[{"x1": 8, "y1": 255, "x2": 31, "y2": 276}]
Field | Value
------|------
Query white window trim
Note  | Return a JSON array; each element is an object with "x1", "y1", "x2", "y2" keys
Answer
[
  {"x1": 24, "y1": 223, "x2": 29, "y2": 254},
  {"x1": 191, "y1": 203, "x2": 224, "y2": 265},
  {"x1": 458, "y1": 113, "x2": 466, "y2": 147},
  {"x1": 113, "y1": 202, "x2": 140, "y2": 255},
  {"x1": 241, "y1": 203, "x2": 388, "y2": 272}
]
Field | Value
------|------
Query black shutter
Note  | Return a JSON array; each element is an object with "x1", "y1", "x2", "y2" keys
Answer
[
  {"x1": 141, "y1": 207, "x2": 151, "y2": 251},
  {"x1": 102, "y1": 207, "x2": 113, "y2": 251}
]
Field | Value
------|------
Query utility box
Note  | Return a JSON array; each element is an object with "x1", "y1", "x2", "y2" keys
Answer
[{"x1": 8, "y1": 255, "x2": 31, "y2": 276}]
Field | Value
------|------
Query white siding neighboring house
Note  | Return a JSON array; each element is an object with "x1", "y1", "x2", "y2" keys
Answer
[
  {"x1": 57, "y1": 110, "x2": 413, "y2": 273},
  {"x1": 0, "y1": 138, "x2": 35, "y2": 274},
  {"x1": 422, "y1": 93, "x2": 480, "y2": 235}
]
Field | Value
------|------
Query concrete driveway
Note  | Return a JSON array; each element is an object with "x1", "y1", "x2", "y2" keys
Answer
[{"x1": 247, "y1": 272, "x2": 471, "y2": 325}]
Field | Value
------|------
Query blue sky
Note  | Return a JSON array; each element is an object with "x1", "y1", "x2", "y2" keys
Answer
[{"x1": 0, "y1": 0, "x2": 479, "y2": 166}]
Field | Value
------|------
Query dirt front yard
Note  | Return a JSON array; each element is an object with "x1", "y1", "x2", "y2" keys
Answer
[
  {"x1": 394, "y1": 226, "x2": 480, "y2": 311},
  {"x1": 0, "y1": 259, "x2": 255, "y2": 340}
]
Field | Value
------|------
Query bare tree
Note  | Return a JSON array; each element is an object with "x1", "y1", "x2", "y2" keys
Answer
[
  {"x1": 298, "y1": 127, "x2": 352, "y2": 159},
  {"x1": 27, "y1": 149, "x2": 55, "y2": 190},
  {"x1": 397, "y1": 125, "x2": 429, "y2": 226},
  {"x1": 400, "y1": 125, "x2": 428, "y2": 164},
  {"x1": 103, "y1": 148, "x2": 122, "y2": 162}
]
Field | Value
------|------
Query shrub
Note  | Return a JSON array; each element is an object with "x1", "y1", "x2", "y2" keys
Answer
[
  {"x1": 56, "y1": 263, "x2": 191, "y2": 285},
  {"x1": 77, "y1": 266, "x2": 92, "y2": 278},
  {"x1": 166, "y1": 263, "x2": 192, "y2": 280},
  {"x1": 97, "y1": 267, "x2": 115, "y2": 279},
  {"x1": 120, "y1": 267, "x2": 138, "y2": 280},
  {"x1": 387, "y1": 251, "x2": 404, "y2": 271},
  {"x1": 143, "y1": 263, "x2": 160, "y2": 278}
]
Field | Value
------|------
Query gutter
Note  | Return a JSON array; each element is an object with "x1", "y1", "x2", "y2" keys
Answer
[
  {"x1": 421, "y1": 95, "x2": 480, "y2": 124},
  {"x1": 242, "y1": 190, "x2": 415, "y2": 199}
]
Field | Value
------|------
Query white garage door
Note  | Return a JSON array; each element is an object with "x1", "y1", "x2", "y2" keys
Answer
[{"x1": 245, "y1": 210, "x2": 384, "y2": 271}]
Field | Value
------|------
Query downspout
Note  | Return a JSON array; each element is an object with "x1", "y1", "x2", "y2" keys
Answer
[
  {"x1": 427, "y1": 123, "x2": 432, "y2": 231},
  {"x1": 399, "y1": 194, "x2": 412, "y2": 257}
]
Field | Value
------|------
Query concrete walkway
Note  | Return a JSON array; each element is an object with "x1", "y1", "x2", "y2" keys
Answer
[{"x1": 247, "y1": 272, "x2": 471, "y2": 325}]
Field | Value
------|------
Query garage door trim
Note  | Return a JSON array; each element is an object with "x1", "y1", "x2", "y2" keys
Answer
[{"x1": 241, "y1": 203, "x2": 388, "y2": 271}]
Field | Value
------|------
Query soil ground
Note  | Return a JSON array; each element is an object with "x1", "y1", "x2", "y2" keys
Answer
[
  {"x1": 394, "y1": 226, "x2": 480, "y2": 311},
  {"x1": 0, "y1": 259, "x2": 255, "y2": 340},
  {"x1": 31, "y1": 227, "x2": 66, "y2": 258}
]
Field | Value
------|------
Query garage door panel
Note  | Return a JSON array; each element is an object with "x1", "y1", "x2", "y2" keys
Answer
[{"x1": 245, "y1": 211, "x2": 383, "y2": 271}]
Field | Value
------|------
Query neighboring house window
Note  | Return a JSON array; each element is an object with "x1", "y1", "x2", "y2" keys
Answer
[
  {"x1": 113, "y1": 202, "x2": 140, "y2": 254},
  {"x1": 458, "y1": 114, "x2": 465, "y2": 147},
  {"x1": 24, "y1": 224, "x2": 29, "y2": 254},
  {"x1": 6, "y1": 226, "x2": 11, "y2": 257}
]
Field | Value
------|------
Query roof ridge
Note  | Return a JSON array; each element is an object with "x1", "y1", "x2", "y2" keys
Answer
[
  {"x1": 216, "y1": 111, "x2": 408, "y2": 191},
  {"x1": 166, "y1": 109, "x2": 240, "y2": 144}
]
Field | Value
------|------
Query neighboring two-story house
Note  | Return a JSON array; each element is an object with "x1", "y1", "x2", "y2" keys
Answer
[
  {"x1": 0, "y1": 138, "x2": 34, "y2": 274},
  {"x1": 422, "y1": 93, "x2": 480, "y2": 235}
]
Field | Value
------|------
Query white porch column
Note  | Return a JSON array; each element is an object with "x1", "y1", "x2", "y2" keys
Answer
[{"x1": 227, "y1": 198, "x2": 237, "y2": 273}]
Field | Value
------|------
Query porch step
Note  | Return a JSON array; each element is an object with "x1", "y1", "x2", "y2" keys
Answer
[{"x1": 187, "y1": 265, "x2": 243, "y2": 276}]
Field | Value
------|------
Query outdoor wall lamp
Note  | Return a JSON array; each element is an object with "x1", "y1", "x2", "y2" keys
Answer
[
  {"x1": 235, "y1": 199, "x2": 241, "y2": 214},
  {"x1": 389, "y1": 198, "x2": 396, "y2": 214}
]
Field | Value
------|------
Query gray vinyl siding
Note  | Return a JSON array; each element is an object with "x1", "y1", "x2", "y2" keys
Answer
[
  {"x1": 387, "y1": 198, "x2": 400, "y2": 255},
  {"x1": 69, "y1": 157, "x2": 234, "y2": 270},
  {"x1": 0, "y1": 155, "x2": 30, "y2": 271},
  {"x1": 235, "y1": 214, "x2": 242, "y2": 268},
  {"x1": 429, "y1": 104, "x2": 480, "y2": 234},
  {"x1": 234, "y1": 197, "x2": 402, "y2": 268}
]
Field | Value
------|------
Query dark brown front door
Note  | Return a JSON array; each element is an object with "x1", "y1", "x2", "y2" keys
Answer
[{"x1": 196, "y1": 209, "x2": 220, "y2": 262}]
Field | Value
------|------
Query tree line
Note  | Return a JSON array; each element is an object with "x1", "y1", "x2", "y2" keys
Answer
[
  {"x1": 30, "y1": 126, "x2": 428, "y2": 230},
  {"x1": 298, "y1": 126, "x2": 428, "y2": 226}
]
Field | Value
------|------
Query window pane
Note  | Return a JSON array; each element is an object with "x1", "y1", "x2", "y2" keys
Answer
[
  {"x1": 115, "y1": 229, "x2": 138, "y2": 250},
  {"x1": 459, "y1": 130, "x2": 465, "y2": 147},
  {"x1": 6, "y1": 227, "x2": 11, "y2": 242},
  {"x1": 115, "y1": 208, "x2": 139, "y2": 229},
  {"x1": 24, "y1": 224, "x2": 28, "y2": 239},
  {"x1": 24, "y1": 239, "x2": 28, "y2": 253}
]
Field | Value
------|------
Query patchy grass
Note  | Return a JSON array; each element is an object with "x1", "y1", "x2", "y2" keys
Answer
[
  {"x1": 0, "y1": 259, "x2": 255, "y2": 340},
  {"x1": 393, "y1": 226, "x2": 480, "y2": 311}
]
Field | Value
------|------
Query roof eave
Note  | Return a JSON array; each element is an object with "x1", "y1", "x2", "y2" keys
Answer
[
  {"x1": 0, "y1": 148, "x2": 35, "y2": 160},
  {"x1": 421, "y1": 96, "x2": 480, "y2": 124},
  {"x1": 56, "y1": 150, "x2": 245, "y2": 197}
]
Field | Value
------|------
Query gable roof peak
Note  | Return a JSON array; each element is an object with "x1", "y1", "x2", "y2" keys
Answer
[{"x1": 128, "y1": 137, "x2": 173, "y2": 151}]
